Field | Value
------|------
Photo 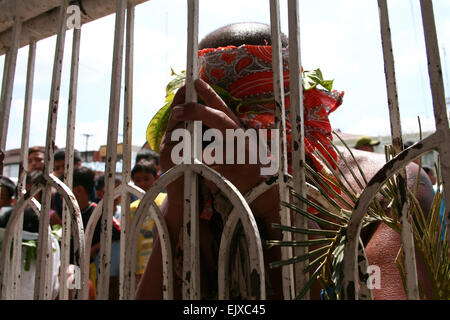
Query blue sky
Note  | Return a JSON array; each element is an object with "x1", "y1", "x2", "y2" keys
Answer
[{"x1": 1, "y1": 0, "x2": 449, "y2": 152}]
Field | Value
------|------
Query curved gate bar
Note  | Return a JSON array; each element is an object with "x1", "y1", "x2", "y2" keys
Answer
[
  {"x1": 0, "y1": 182, "x2": 43, "y2": 299},
  {"x1": 121, "y1": 182, "x2": 145, "y2": 299},
  {"x1": 189, "y1": 163, "x2": 266, "y2": 299},
  {"x1": 217, "y1": 176, "x2": 337, "y2": 299},
  {"x1": 44, "y1": 174, "x2": 87, "y2": 300},
  {"x1": 0, "y1": 174, "x2": 85, "y2": 299},
  {"x1": 343, "y1": 132, "x2": 440, "y2": 299},
  {"x1": 125, "y1": 200, "x2": 162, "y2": 298},
  {"x1": 217, "y1": 179, "x2": 274, "y2": 299},
  {"x1": 126, "y1": 164, "x2": 187, "y2": 300},
  {"x1": 82, "y1": 183, "x2": 146, "y2": 300},
  {"x1": 128, "y1": 163, "x2": 267, "y2": 299},
  {"x1": 84, "y1": 185, "x2": 124, "y2": 258},
  {"x1": 357, "y1": 237, "x2": 373, "y2": 300}
]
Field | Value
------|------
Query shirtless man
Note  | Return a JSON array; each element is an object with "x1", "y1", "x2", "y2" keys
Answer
[{"x1": 136, "y1": 22, "x2": 434, "y2": 300}]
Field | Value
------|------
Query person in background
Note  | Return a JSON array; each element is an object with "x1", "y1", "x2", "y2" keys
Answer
[
  {"x1": 135, "y1": 148, "x2": 161, "y2": 178},
  {"x1": 53, "y1": 148, "x2": 83, "y2": 179},
  {"x1": 0, "y1": 172, "x2": 60, "y2": 299},
  {"x1": 0, "y1": 176, "x2": 16, "y2": 212},
  {"x1": 354, "y1": 136, "x2": 380, "y2": 152},
  {"x1": 52, "y1": 149, "x2": 94, "y2": 225},
  {"x1": 27, "y1": 146, "x2": 45, "y2": 172},
  {"x1": 94, "y1": 174, "x2": 122, "y2": 220},
  {"x1": 422, "y1": 165, "x2": 437, "y2": 187},
  {"x1": 72, "y1": 167, "x2": 121, "y2": 300}
]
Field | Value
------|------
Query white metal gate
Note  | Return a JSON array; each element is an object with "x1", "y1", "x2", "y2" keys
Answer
[{"x1": 0, "y1": 0, "x2": 448, "y2": 300}]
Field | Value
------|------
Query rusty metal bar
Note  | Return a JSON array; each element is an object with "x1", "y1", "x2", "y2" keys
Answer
[
  {"x1": 377, "y1": 0, "x2": 419, "y2": 300},
  {"x1": 97, "y1": 0, "x2": 127, "y2": 300},
  {"x1": 269, "y1": 0, "x2": 294, "y2": 300},
  {"x1": 34, "y1": 0, "x2": 68, "y2": 300},
  {"x1": 287, "y1": 0, "x2": 309, "y2": 299},
  {"x1": 126, "y1": 173, "x2": 176, "y2": 300},
  {"x1": 0, "y1": 183, "x2": 41, "y2": 299},
  {"x1": 47, "y1": 174, "x2": 87, "y2": 300},
  {"x1": 8, "y1": 41, "x2": 36, "y2": 299},
  {"x1": 419, "y1": 0, "x2": 450, "y2": 245},
  {"x1": 0, "y1": 13, "x2": 21, "y2": 175},
  {"x1": 17, "y1": 41, "x2": 36, "y2": 196},
  {"x1": 342, "y1": 133, "x2": 441, "y2": 299},
  {"x1": 182, "y1": 0, "x2": 201, "y2": 300},
  {"x1": 10, "y1": 42, "x2": 35, "y2": 300},
  {"x1": 59, "y1": 25, "x2": 81, "y2": 300},
  {"x1": 83, "y1": 185, "x2": 125, "y2": 299},
  {"x1": 119, "y1": 3, "x2": 135, "y2": 300},
  {"x1": 378, "y1": 0, "x2": 403, "y2": 154}
]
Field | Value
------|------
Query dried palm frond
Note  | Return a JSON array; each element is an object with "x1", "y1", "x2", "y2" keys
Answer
[{"x1": 268, "y1": 131, "x2": 449, "y2": 300}]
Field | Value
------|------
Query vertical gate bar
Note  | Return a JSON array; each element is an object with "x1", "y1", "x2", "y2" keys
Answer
[
  {"x1": 287, "y1": 0, "x2": 309, "y2": 299},
  {"x1": 378, "y1": 0, "x2": 419, "y2": 300},
  {"x1": 0, "y1": 14, "x2": 21, "y2": 175},
  {"x1": 11, "y1": 41, "x2": 37, "y2": 300},
  {"x1": 8, "y1": 41, "x2": 37, "y2": 300},
  {"x1": 377, "y1": 0, "x2": 403, "y2": 154},
  {"x1": 59, "y1": 25, "x2": 81, "y2": 300},
  {"x1": 35, "y1": 0, "x2": 68, "y2": 300},
  {"x1": 97, "y1": 0, "x2": 127, "y2": 300},
  {"x1": 1, "y1": 9, "x2": 23, "y2": 301},
  {"x1": 419, "y1": 0, "x2": 450, "y2": 245},
  {"x1": 182, "y1": 0, "x2": 200, "y2": 300},
  {"x1": 17, "y1": 41, "x2": 36, "y2": 196},
  {"x1": 269, "y1": 0, "x2": 294, "y2": 300},
  {"x1": 0, "y1": 52, "x2": 9, "y2": 99},
  {"x1": 120, "y1": 4, "x2": 134, "y2": 300}
]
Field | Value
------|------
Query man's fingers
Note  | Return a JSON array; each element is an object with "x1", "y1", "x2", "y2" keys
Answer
[
  {"x1": 166, "y1": 86, "x2": 186, "y2": 133},
  {"x1": 171, "y1": 102, "x2": 240, "y2": 134},
  {"x1": 171, "y1": 85, "x2": 186, "y2": 107},
  {"x1": 194, "y1": 79, "x2": 242, "y2": 127}
]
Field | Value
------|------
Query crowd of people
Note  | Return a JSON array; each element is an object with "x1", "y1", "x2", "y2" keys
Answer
[{"x1": 0, "y1": 145, "x2": 164, "y2": 299}]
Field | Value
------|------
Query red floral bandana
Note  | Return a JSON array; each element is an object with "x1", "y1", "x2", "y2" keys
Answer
[{"x1": 198, "y1": 45, "x2": 344, "y2": 173}]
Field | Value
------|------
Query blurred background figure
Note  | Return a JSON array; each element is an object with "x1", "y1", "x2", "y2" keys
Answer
[
  {"x1": 53, "y1": 148, "x2": 83, "y2": 179},
  {"x1": 27, "y1": 146, "x2": 45, "y2": 172},
  {"x1": 354, "y1": 136, "x2": 380, "y2": 152},
  {"x1": 422, "y1": 165, "x2": 437, "y2": 187},
  {"x1": 130, "y1": 159, "x2": 165, "y2": 286},
  {"x1": 0, "y1": 176, "x2": 16, "y2": 212}
]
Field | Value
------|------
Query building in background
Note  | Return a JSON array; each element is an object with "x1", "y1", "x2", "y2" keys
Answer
[{"x1": 3, "y1": 143, "x2": 143, "y2": 182}]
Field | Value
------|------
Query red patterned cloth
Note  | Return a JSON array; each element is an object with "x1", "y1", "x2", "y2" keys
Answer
[{"x1": 198, "y1": 45, "x2": 344, "y2": 174}]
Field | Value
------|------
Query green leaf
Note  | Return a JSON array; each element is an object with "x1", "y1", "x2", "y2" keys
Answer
[
  {"x1": 166, "y1": 69, "x2": 186, "y2": 95},
  {"x1": 302, "y1": 68, "x2": 334, "y2": 91},
  {"x1": 146, "y1": 103, "x2": 171, "y2": 153},
  {"x1": 146, "y1": 69, "x2": 186, "y2": 152}
]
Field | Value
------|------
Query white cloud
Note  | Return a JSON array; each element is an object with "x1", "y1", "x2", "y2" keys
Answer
[
  {"x1": 73, "y1": 120, "x2": 109, "y2": 151},
  {"x1": 342, "y1": 113, "x2": 437, "y2": 137}
]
